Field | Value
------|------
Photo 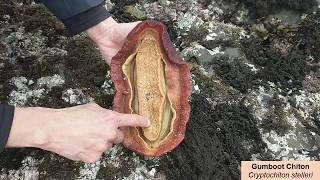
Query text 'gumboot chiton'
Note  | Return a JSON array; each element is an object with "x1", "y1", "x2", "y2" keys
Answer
[{"x1": 111, "y1": 20, "x2": 191, "y2": 156}]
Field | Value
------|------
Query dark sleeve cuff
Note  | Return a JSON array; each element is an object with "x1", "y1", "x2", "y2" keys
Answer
[
  {"x1": 62, "y1": 5, "x2": 111, "y2": 36},
  {"x1": 0, "y1": 104, "x2": 15, "y2": 151}
]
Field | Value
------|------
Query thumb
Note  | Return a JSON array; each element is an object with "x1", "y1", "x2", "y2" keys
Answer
[{"x1": 117, "y1": 113, "x2": 150, "y2": 128}]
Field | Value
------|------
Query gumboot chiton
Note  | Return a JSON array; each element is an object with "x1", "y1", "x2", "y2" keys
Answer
[{"x1": 111, "y1": 20, "x2": 191, "y2": 156}]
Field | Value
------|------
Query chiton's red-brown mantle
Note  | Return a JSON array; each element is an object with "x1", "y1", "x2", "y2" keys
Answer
[{"x1": 111, "y1": 20, "x2": 191, "y2": 156}]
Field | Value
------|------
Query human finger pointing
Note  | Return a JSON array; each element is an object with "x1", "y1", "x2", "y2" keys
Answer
[{"x1": 117, "y1": 114, "x2": 150, "y2": 128}]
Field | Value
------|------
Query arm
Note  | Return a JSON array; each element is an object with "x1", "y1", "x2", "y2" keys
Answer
[
  {"x1": 0, "y1": 104, "x2": 14, "y2": 152},
  {"x1": 38, "y1": 0, "x2": 140, "y2": 65},
  {"x1": 6, "y1": 104, "x2": 149, "y2": 163},
  {"x1": 1, "y1": 1, "x2": 147, "y2": 163},
  {"x1": 38, "y1": 0, "x2": 111, "y2": 36}
]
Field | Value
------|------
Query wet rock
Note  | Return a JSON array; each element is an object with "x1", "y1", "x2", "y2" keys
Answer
[
  {"x1": 100, "y1": 71, "x2": 115, "y2": 95},
  {"x1": 181, "y1": 43, "x2": 224, "y2": 64},
  {"x1": 36, "y1": 74, "x2": 65, "y2": 90},
  {"x1": 125, "y1": 4, "x2": 147, "y2": 19},
  {"x1": 142, "y1": 1, "x2": 177, "y2": 22},
  {"x1": 8, "y1": 75, "x2": 65, "y2": 106},
  {"x1": 0, "y1": 156, "x2": 39, "y2": 180},
  {"x1": 303, "y1": 70, "x2": 320, "y2": 93},
  {"x1": 268, "y1": 10, "x2": 302, "y2": 26},
  {"x1": 105, "y1": 0, "x2": 115, "y2": 11},
  {"x1": 11, "y1": 77, "x2": 28, "y2": 91},
  {"x1": 247, "y1": 86, "x2": 320, "y2": 160},
  {"x1": 177, "y1": 12, "x2": 204, "y2": 32},
  {"x1": 62, "y1": 88, "x2": 91, "y2": 105},
  {"x1": 1, "y1": 0, "x2": 320, "y2": 179},
  {"x1": 201, "y1": 21, "x2": 248, "y2": 49},
  {"x1": 9, "y1": 88, "x2": 46, "y2": 106},
  {"x1": 4, "y1": 27, "x2": 47, "y2": 58}
]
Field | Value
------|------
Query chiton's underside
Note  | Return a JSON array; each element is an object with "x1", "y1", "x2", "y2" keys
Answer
[{"x1": 111, "y1": 20, "x2": 191, "y2": 156}]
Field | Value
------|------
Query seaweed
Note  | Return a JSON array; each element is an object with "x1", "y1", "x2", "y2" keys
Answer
[
  {"x1": 63, "y1": 38, "x2": 107, "y2": 89},
  {"x1": 238, "y1": 0, "x2": 317, "y2": 19},
  {"x1": 307, "y1": 148, "x2": 320, "y2": 160},
  {"x1": 159, "y1": 94, "x2": 270, "y2": 180},
  {"x1": 96, "y1": 148, "x2": 137, "y2": 179},
  {"x1": 35, "y1": 151, "x2": 82, "y2": 179},
  {"x1": 240, "y1": 18, "x2": 311, "y2": 93},
  {"x1": 1, "y1": 0, "x2": 320, "y2": 179},
  {"x1": 208, "y1": 56, "x2": 258, "y2": 93},
  {"x1": 21, "y1": 4, "x2": 67, "y2": 45},
  {"x1": 0, "y1": 1, "x2": 22, "y2": 23},
  {"x1": 197, "y1": 0, "x2": 213, "y2": 8},
  {"x1": 260, "y1": 95, "x2": 290, "y2": 135},
  {"x1": 294, "y1": 11, "x2": 320, "y2": 62},
  {"x1": 0, "y1": 149, "x2": 34, "y2": 171},
  {"x1": 191, "y1": 65, "x2": 240, "y2": 102},
  {"x1": 301, "y1": 107, "x2": 320, "y2": 136}
]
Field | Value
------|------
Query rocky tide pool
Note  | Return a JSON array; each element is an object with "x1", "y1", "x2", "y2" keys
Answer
[{"x1": 1, "y1": 0, "x2": 320, "y2": 179}]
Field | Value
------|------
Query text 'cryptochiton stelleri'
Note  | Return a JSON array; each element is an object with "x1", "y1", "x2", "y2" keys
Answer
[{"x1": 111, "y1": 20, "x2": 191, "y2": 156}]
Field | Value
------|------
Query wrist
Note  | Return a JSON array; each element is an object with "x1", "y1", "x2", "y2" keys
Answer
[
  {"x1": 6, "y1": 107, "x2": 56, "y2": 148},
  {"x1": 86, "y1": 17, "x2": 118, "y2": 45}
]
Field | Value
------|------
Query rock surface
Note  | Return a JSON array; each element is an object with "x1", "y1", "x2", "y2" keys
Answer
[{"x1": 1, "y1": 0, "x2": 320, "y2": 179}]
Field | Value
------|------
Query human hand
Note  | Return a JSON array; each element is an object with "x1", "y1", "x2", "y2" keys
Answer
[
  {"x1": 6, "y1": 103, "x2": 150, "y2": 163},
  {"x1": 86, "y1": 17, "x2": 140, "y2": 65}
]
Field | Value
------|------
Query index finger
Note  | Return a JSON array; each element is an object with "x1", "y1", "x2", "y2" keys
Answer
[{"x1": 117, "y1": 114, "x2": 150, "y2": 128}]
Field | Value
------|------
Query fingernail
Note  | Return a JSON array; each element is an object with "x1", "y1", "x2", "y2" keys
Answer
[{"x1": 146, "y1": 119, "x2": 151, "y2": 127}]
